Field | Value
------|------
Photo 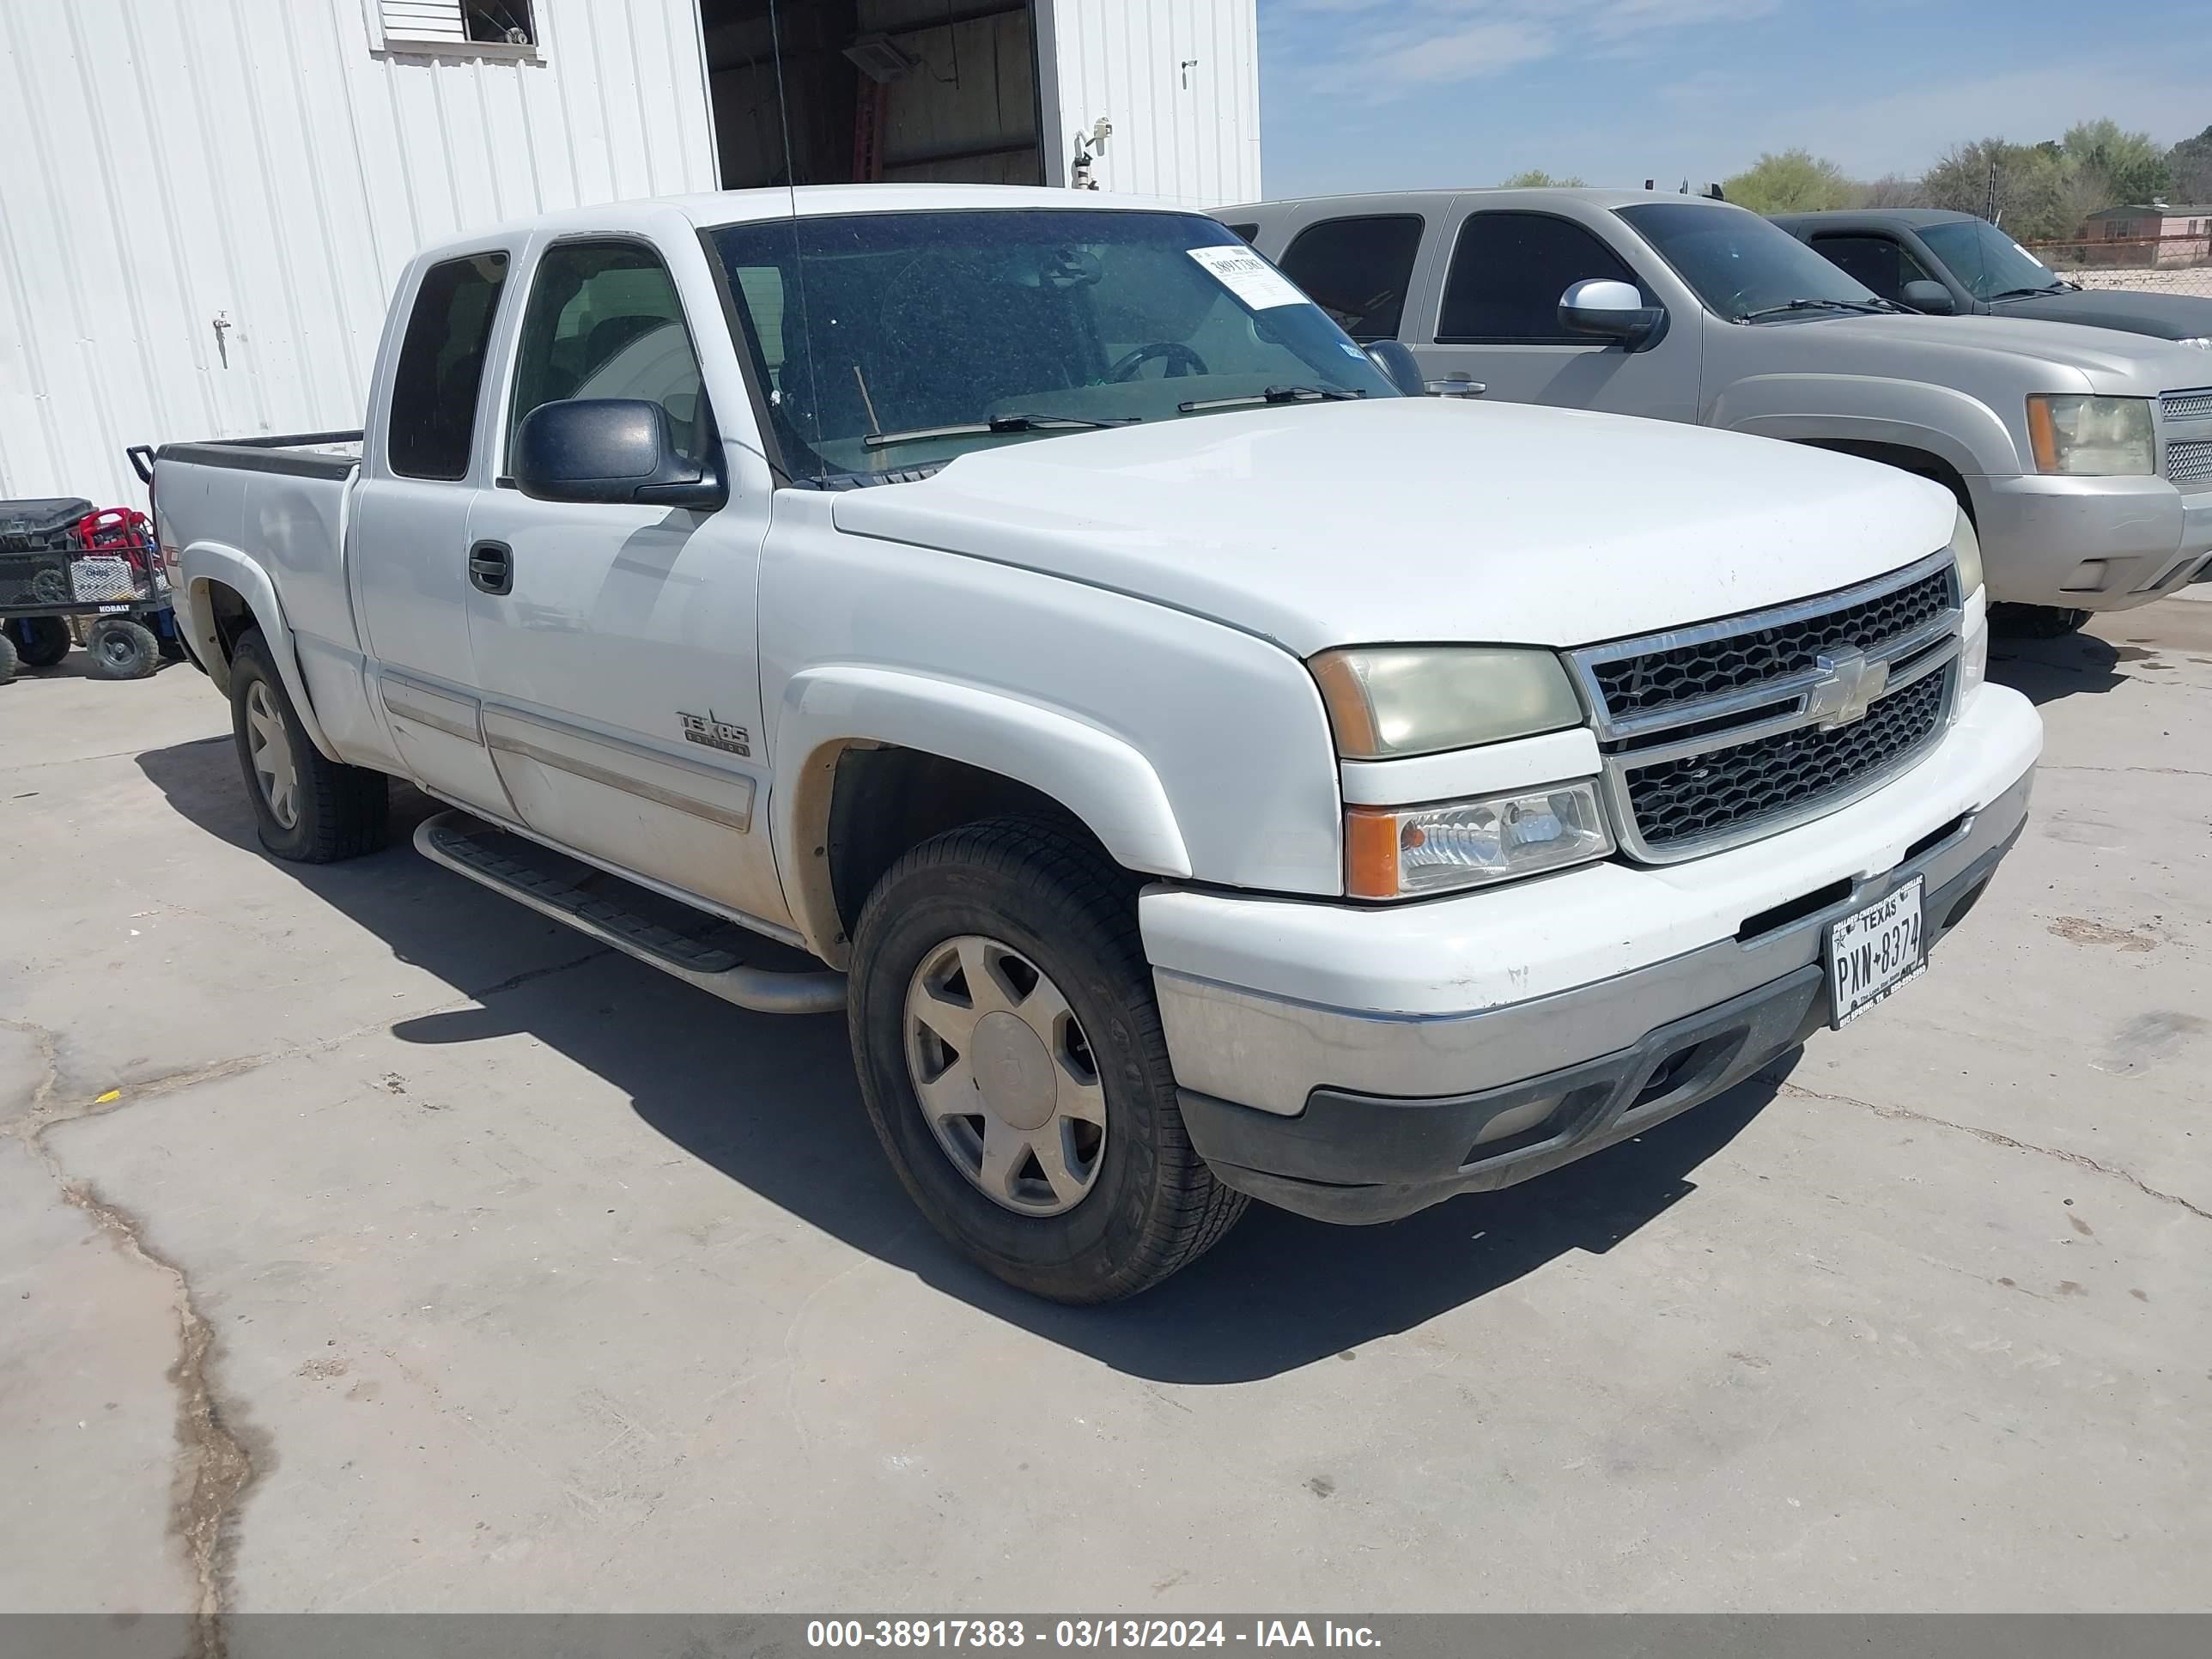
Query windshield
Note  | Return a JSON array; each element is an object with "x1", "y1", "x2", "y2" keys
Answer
[
  {"x1": 1920, "y1": 218, "x2": 2063, "y2": 301},
  {"x1": 703, "y1": 209, "x2": 1395, "y2": 479},
  {"x1": 1616, "y1": 201, "x2": 1886, "y2": 322}
]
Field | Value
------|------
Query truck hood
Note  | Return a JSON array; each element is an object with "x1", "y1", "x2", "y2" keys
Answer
[
  {"x1": 1784, "y1": 311, "x2": 2212, "y2": 393},
  {"x1": 829, "y1": 398, "x2": 1955, "y2": 657},
  {"x1": 1993, "y1": 286, "x2": 2212, "y2": 343}
]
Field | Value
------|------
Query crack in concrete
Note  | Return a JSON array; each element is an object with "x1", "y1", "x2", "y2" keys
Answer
[
  {"x1": 1765, "y1": 1071, "x2": 2212, "y2": 1223},
  {"x1": 2, "y1": 1018, "x2": 248, "y2": 1659},
  {"x1": 2039, "y1": 763, "x2": 2212, "y2": 780}
]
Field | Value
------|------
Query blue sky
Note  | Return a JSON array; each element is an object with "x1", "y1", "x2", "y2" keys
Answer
[{"x1": 1259, "y1": 0, "x2": 2212, "y2": 198}]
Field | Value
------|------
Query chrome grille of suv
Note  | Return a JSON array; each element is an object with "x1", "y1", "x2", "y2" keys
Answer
[
  {"x1": 2160, "y1": 388, "x2": 2212, "y2": 422},
  {"x1": 2166, "y1": 440, "x2": 2212, "y2": 486},
  {"x1": 1569, "y1": 550, "x2": 1963, "y2": 864}
]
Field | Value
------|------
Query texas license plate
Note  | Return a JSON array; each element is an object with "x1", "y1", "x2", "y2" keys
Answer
[{"x1": 1827, "y1": 877, "x2": 1925, "y2": 1027}]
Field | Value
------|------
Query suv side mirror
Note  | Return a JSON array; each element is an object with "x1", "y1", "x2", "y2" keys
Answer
[
  {"x1": 1899, "y1": 278, "x2": 1957, "y2": 316},
  {"x1": 1363, "y1": 339, "x2": 1427, "y2": 398},
  {"x1": 1558, "y1": 278, "x2": 1664, "y2": 349},
  {"x1": 512, "y1": 398, "x2": 726, "y2": 511}
]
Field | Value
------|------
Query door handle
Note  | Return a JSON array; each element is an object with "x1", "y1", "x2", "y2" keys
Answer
[
  {"x1": 468, "y1": 540, "x2": 513, "y2": 596},
  {"x1": 1425, "y1": 377, "x2": 1487, "y2": 398}
]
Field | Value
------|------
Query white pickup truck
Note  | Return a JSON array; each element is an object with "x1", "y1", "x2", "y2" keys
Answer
[{"x1": 149, "y1": 185, "x2": 2042, "y2": 1303}]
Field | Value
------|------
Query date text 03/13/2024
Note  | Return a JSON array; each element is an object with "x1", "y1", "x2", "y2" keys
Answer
[{"x1": 805, "y1": 1620, "x2": 1382, "y2": 1649}]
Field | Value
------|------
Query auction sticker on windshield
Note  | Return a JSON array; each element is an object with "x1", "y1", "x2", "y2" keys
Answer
[
  {"x1": 1826, "y1": 877, "x2": 1925, "y2": 1027},
  {"x1": 1188, "y1": 245, "x2": 1306, "y2": 310}
]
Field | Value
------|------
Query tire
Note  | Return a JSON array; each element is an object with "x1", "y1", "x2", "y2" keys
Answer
[
  {"x1": 0, "y1": 629, "x2": 16, "y2": 684},
  {"x1": 1990, "y1": 603, "x2": 2090, "y2": 640},
  {"x1": 228, "y1": 628, "x2": 389, "y2": 862},
  {"x1": 8, "y1": 617, "x2": 71, "y2": 668},
  {"x1": 85, "y1": 617, "x2": 161, "y2": 680},
  {"x1": 848, "y1": 817, "x2": 1246, "y2": 1304}
]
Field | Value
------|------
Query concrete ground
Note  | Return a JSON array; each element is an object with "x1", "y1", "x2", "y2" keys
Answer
[{"x1": 2, "y1": 605, "x2": 2207, "y2": 1620}]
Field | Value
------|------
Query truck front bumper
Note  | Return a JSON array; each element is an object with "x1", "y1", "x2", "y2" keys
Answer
[
  {"x1": 1143, "y1": 684, "x2": 2042, "y2": 1224},
  {"x1": 1976, "y1": 473, "x2": 2212, "y2": 611}
]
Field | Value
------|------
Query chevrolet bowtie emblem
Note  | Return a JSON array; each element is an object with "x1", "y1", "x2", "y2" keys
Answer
[{"x1": 1806, "y1": 647, "x2": 1888, "y2": 728}]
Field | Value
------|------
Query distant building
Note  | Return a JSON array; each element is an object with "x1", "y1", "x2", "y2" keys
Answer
[
  {"x1": 1, "y1": 0, "x2": 1261, "y2": 503},
  {"x1": 2079, "y1": 204, "x2": 2212, "y2": 267}
]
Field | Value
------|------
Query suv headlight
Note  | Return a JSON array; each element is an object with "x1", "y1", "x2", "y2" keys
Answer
[
  {"x1": 1950, "y1": 506, "x2": 1984, "y2": 599},
  {"x1": 1309, "y1": 645, "x2": 1582, "y2": 759},
  {"x1": 1346, "y1": 784, "x2": 1613, "y2": 898},
  {"x1": 2026, "y1": 394, "x2": 2155, "y2": 477}
]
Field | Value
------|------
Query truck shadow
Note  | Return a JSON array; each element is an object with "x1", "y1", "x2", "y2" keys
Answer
[
  {"x1": 137, "y1": 734, "x2": 1787, "y2": 1385},
  {"x1": 1987, "y1": 629, "x2": 2124, "y2": 703}
]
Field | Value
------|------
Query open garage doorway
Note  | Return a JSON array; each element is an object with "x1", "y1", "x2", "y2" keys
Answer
[{"x1": 698, "y1": 1, "x2": 1048, "y2": 189}]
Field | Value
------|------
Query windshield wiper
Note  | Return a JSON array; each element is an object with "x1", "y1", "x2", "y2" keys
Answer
[
  {"x1": 1990, "y1": 283, "x2": 2071, "y2": 301},
  {"x1": 1176, "y1": 385, "x2": 1366, "y2": 413},
  {"x1": 862, "y1": 412, "x2": 1136, "y2": 450},
  {"x1": 1738, "y1": 296, "x2": 1906, "y2": 322}
]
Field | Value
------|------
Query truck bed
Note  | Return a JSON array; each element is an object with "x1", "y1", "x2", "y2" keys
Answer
[{"x1": 140, "y1": 429, "x2": 363, "y2": 483}]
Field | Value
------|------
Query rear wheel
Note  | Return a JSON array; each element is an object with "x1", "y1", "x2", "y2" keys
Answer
[
  {"x1": 228, "y1": 629, "x2": 388, "y2": 861},
  {"x1": 848, "y1": 818, "x2": 1245, "y2": 1304},
  {"x1": 1990, "y1": 603, "x2": 2091, "y2": 640},
  {"x1": 8, "y1": 617, "x2": 71, "y2": 668},
  {"x1": 85, "y1": 617, "x2": 161, "y2": 680}
]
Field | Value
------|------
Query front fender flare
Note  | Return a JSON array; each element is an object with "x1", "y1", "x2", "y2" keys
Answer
[
  {"x1": 1709, "y1": 374, "x2": 2025, "y2": 481},
  {"x1": 179, "y1": 543, "x2": 340, "y2": 763},
  {"x1": 772, "y1": 665, "x2": 1192, "y2": 962}
]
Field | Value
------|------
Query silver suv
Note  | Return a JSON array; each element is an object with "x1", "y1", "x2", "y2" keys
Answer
[{"x1": 1218, "y1": 188, "x2": 2212, "y2": 631}]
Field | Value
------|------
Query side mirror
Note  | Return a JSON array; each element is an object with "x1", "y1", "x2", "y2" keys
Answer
[
  {"x1": 1899, "y1": 278, "x2": 1957, "y2": 316},
  {"x1": 1363, "y1": 339, "x2": 1427, "y2": 398},
  {"x1": 1558, "y1": 278, "x2": 1664, "y2": 349},
  {"x1": 512, "y1": 398, "x2": 726, "y2": 511}
]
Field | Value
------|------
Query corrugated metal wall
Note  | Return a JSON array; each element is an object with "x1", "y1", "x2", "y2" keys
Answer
[
  {"x1": 0, "y1": 0, "x2": 717, "y2": 506},
  {"x1": 1041, "y1": 0, "x2": 1260, "y2": 207},
  {"x1": 0, "y1": 0, "x2": 1259, "y2": 507}
]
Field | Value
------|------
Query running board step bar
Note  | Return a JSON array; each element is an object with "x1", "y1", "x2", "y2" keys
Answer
[{"x1": 414, "y1": 810, "x2": 846, "y2": 1015}]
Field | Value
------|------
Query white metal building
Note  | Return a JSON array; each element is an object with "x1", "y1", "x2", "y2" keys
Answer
[{"x1": 0, "y1": 0, "x2": 1261, "y2": 505}]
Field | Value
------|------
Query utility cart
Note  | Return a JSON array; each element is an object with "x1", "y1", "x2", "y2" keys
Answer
[{"x1": 0, "y1": 495, "x2": 182, "y2": 682}]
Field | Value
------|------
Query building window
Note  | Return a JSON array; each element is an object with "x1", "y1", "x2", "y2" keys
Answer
[{"x1": 376, "y1": 1, "x2": 537, "y2": 50}]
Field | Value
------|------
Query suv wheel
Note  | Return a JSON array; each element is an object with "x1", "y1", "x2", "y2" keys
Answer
[{"x1": 848, "y1": 818, "x2": 1246, "y2": 1304}]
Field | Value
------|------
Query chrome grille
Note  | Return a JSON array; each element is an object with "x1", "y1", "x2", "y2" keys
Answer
[
  {"x1": 2166, "y1": 440, "x2": 2212, "y2": 486},
  {"x1": 1570, "y1": 550, "x2": 1963, "y2": 863},
  {"x1": 2160, "y1": 388, "x2": 2212, "y2": 422},
  {"x1": 1623, "y1": 672, "x2": 1948, "y2": 851},
  {"x1": 1589, "y1": 566, "x2": 1951, "y2": 718}
]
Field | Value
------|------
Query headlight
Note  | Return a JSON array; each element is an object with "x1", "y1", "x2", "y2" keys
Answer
[
  {"x1": 1346, "y1": 782, "x2": 1613, "y2": 898},
  {"x1": 2025, "y1": 394, "x2": 2155, "y2": 476},
  {"x1": 1949, "y1": 506, "x2": 1984, "y2": 599},
  {"x1": 1310, "y1": 646, "x2": 1582, "y2": 759}
]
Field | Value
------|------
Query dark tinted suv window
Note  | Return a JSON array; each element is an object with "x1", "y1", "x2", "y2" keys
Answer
[
  {"x1": 1439, "y1": 212, "x2": 1640, "y2": 343},
  {"x1": 387, "y1": 252, "x2": 509, "y2": 481},
  {"x1": 1810, "y1": 234, "x2": 1930, "y2": 301},
  {"x1": 1278, "y1": 215, "x2": 1425, "y2": 341}
]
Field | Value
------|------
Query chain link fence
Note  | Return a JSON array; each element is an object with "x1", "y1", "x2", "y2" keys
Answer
[{"x1": 2021, "y1": 234, "x2": 2212, "y2": 300}]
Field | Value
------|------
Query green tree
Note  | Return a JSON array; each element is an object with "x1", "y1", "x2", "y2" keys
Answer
[
  {"x1": 1499, "y1": 169, "x2": 1586, "y2": 187},
  {"x1": 2168, "y1": 125, "x2": 2212, "y2": 204},
  {"x1": 1861, "y1": 173, "x2": 1926, "y2": 208},
  {"x1": 1921, "y1": 139, "x2": 2078, "y2": 240},
  {"x1": 1720, "y1": 149, "x2": 1858, "y2": 213},
  {"x1": 2062, "y1": 119, "x2": 2170, "y2": 205}
]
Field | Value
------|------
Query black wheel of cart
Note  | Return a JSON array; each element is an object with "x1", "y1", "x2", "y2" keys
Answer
[
  {"x1": 8, "y1": 617, "x2": 72, "y2": 668},
  {"x1": 86, "y1": 617, "x2": 161, "y2": 680},
  {"x1": 0, "y1": 629, "x2": 17, "y2": 684}
]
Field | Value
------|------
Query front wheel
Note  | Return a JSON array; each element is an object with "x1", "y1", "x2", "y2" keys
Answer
[
  {"x1": 85, "y1": 617, "x2": 161, "y2": 679},
  {"x1": 848, "y1": 818, "x2": 1246, "y2": 1304}
]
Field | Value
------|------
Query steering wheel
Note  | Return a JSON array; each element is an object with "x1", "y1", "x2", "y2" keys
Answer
[{"x1": 1108, "y1": 342, "x2": 1208, "y2": 381}]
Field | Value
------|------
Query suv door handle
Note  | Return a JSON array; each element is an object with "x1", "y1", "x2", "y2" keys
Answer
[
  {"x1": 1425, "y1": 377, "x2": 1486, "y2": 398},
  {"x1": 468, "y1": 540, "x2": 513, "y2": 595}
]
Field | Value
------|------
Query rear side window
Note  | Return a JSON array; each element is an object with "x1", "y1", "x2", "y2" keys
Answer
[
  {"x1": 1438, "y1": 212, "x2": 1642, "y2": 343},
  {"x1": 1278, "y1": 215, "x2": 1425, "y2": 341},
  {"x1": 387, "y1": 252, "x2": 509, "y2": 481},
  {"x1": 1811, "y1": 234, "x2": 1931, "y2": 301},
  {"x1": 507, "y1": 240, "x2": 710, "y2": 469}
]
